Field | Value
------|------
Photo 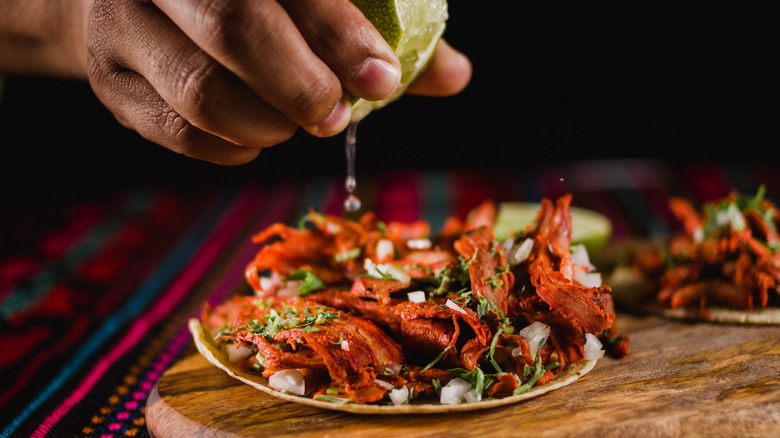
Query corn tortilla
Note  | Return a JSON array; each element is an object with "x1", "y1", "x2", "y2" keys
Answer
[{"x1": 189, "y1": 318, "x2": 598, "y2": 414}]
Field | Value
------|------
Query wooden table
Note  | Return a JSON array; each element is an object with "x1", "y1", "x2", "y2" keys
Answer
[{"x1": 146, "y1": 313, "x2": 780, "y2": 437}]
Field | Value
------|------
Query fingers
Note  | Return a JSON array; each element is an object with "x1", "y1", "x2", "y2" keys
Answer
[
  {"x1": 278, "y1": 0, "x2": 401, "y2": 101},
  {"x1": 90, "y1": 64, "x2": 266, "y2": 165},
  {"x1": 405, "y1": 40, "x2": 472, "y2": 97},
  {"x1": 85, "y1": 0, "x2": 469, "y2": 166},
  {"x1": 152, "y1": 0, "x2": 392, "y2": 137},
  {"x1": 87, "y1": 0, "x2": 292, "y2": 164}
]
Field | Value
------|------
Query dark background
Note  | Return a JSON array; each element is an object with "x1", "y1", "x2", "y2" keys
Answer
[{"x1": 0, "y1": 4, "x2": 774, "y2": 198}]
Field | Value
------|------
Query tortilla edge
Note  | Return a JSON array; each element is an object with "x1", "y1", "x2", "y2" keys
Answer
[
  {"x1": 661, "y1": 306, "x2": 780, "y2": 325},
  {"x1": 188, "y1": 318, "x2": 597, "y2": 414},
  {"x1": 608, "y1": 265, "x2": 780, "y2": 326}
]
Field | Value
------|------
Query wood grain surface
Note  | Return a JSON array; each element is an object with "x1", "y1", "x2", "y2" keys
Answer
[{"x1": 146, "y1": 314, "x2": 780, "y2": 437}]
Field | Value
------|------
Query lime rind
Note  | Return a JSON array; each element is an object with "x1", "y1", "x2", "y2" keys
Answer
[
  {"x1": 494, "y1": 202, "x2": 613, "y2": 255},
  {"x1": 350, "y1": 0, "x2": 448, "y2": 122},
  {"x1": 349, "y1": 0, "x2": 403, "y2": 48}
]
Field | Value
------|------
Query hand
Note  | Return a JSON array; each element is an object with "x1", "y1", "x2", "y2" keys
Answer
[{"x1": 84, "y1": 0, "x2": 471, "y2": 165}]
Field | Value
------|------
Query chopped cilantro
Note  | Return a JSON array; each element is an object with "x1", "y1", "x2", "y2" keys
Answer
[
  {"x1": 287, "y1": 269, "x2": 326, "y2": 295},
  {"x1": 255, "y1": 352, "x2": 265, "y2": 368},
  {"x1": 462, "y1": 248, "x2": 479, "y2": 270},
  {"x1": 513, "y1": 339, "x2": 559, "y2": 395},
  {"x1": 432, "y1": 379, "x2": 442, "y2": 396},
  {"x1": 220, "y1": 305, "x2": 341, "y2": 342},
  {"x1": 447, "y1": 367, "x2": 493, "y2": 402},
  {"x1": 421, "y1": 345, "x2": 455, "y2": 372},
  {"x1": 314, "y1": 395, "x2": 355, "y2": 404},
  {"x1": 487, "y1": 265, "x2": 510, "y2": 288}
]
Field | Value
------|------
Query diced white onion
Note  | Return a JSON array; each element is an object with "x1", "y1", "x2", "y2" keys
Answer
[
  {"x1": 407, "y1": 290, "x2": 426, "y2": 303},
  {"x1": 259, "y1": 276, "x2": 275, "y2": 291},
  {"x1": 511, "y1": 346, "x2": 524, "y2": 358},
  {"x1": 728, "y1": 204, "x2": 745, "y2": 230},
  {"x1": 407, "y1": 238, "x2": 432, "y2": 250},
  {"x1": 227, "y1": 343, "x2": 254, "y2": 363},
  {"x1": 382, "y1": 364, "x2": 403, "y2": 375},
  {"x1": 340, "y1": 339, "x2": 350, "y2": 351},
  {"x1": 324, "y1": 222, "x2": 342, "y2": 234},
  {"x1": 389, "y1": 386, "x2": 410, "y2": 405},
  {"x1": 571, "y1": 244, "x2": 602, "y2": 287},
  {"x1": 500, "y1": 237, "x2": 514, "y2": 252},
  {"x1": 257, "y1": 271, "x2": 284, "y2": 294},
  {"x1": 508, "y1": 238, "x2": 534, "y2": 266},
  {"x1": 528, "y1": 335, "x2": 547, "y2": 357},
  {"x1": 376, "y1": 239, "x2": 394, "y2": 261},
  {"x1": 570, "y1": 243, "x2": 593, "y2": 270},
  {"x1": 445, "y1": 299, "x2": 466, "y2": 314},
  {"x1": 583, "y1": 333, "x2": 605, "y2": 360},
  {"x1": 440, "y1": 378, "x2": 476, "y2": 405},
  {"x1": 374, "y1": 379, "x2": 394, "y2": 390},
  {"x1": 363, "y1": 259, "x2": 411, "y2": 283},
  {"x1": 715, "y1": 210, "x2": 731, "y2": 227},
  {"x1": 519, "y1": 321, "x2": 550, "y2": 342},
  {"x1": 574, "y1": 270, "x2": 603, "y2": 288},
  {"x1": 519, "y1": 321, "x2": 551, "y2": 357},
  {"x1": 268, "y1": 369, "x2": 306, "y2": 395},
  {"x1": 277, "y1": 280, "x2": 304, "y2": 297},
  {"x1": 693, "y1": 227, "x2": 704, "y2": 243}
]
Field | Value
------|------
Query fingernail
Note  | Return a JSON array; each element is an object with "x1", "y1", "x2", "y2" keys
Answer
[
  {"x1": 355, "y1": 58, "x2": 401, "y2": 99},
  {"x1": 316, "y1": 99, "x2": 351, "y2": 136}
]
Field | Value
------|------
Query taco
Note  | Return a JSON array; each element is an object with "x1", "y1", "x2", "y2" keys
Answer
[
  {"x1": 191, "y1": 195, "x2": 628, "y2": 412},
  {"x1": 608, "y1": 186, "x2": 780, "y2": 324}
]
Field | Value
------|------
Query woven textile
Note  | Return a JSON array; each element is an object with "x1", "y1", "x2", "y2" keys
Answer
[{"x1": 1, "y1": 159, "x2": 777, "y2": 437}]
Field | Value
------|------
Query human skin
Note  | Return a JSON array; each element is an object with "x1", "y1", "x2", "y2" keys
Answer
[{"x1": 0, "y1": 0, "x2": 472, "y2": 165}]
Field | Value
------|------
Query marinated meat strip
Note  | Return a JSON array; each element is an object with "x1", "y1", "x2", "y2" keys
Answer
[
  {"x1": 527, "y1": 195, "x2": 615, "y2": 334},
  {"x1": 305, "y1": 288, "x2": 403, "y2": 334},
  {"x1": 453, "y1": 225, "x2": 513, "y2": 315}
]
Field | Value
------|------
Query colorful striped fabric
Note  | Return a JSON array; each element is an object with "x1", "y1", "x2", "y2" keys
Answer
[{"x1": 1, "y1": 159, "x2": 777, "y2": 437}]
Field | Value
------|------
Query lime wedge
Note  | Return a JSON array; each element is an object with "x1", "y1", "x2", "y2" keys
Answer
[
  {"x1": 349, "y1": 0, "x2": 448, "y2": 121},
  {"x1": 494, "y1": 202, "x2": 613, "y2": 254}
]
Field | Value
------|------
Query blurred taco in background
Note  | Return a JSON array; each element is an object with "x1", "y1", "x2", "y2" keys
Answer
[{"x1": 609, "y1": 186, "x2": 780, "y2": 324}]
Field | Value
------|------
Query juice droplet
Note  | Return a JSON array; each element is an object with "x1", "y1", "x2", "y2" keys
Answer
[
  {"x1": 344, "y1": 194, "x2": 362, "y2": 212},
  {"x1": 343, "y1": 121, "x2": 361, "y2": 213},
  {"x1": 345, "y1": 175, "x2": 356, "y2": 192}
]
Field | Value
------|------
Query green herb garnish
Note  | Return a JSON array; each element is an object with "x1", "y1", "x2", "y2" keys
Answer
[
  {"x1": 314, "y1": 395, "x2": 355, "y2": 404},
  {"x1": 287, "y1": 269, "x2": 326, "y2": 295},
  {"x1": 421, "y1": 345, "x2": 455, "y2": 372}
]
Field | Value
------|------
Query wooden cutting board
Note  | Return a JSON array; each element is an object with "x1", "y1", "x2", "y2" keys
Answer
[{"x1": 146, "y1": 313, "x2": 780, "y2": 437}]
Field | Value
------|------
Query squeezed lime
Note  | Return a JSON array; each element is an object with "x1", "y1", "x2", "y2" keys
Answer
[
  {"x1": 349, "y1": 0, "x2": 448, "y2": 121},
  {"x1": 494, "y1": 202, "x2": 613, "y2": 255}
]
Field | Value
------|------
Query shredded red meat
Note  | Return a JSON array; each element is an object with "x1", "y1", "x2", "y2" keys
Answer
[
  {"x1": 203, "y1": 195, "x2": 627, "y2": 405},
  {"x1": 453, "y1": 225, "x2": 513, "y2": 315},
  {"x1": 525, "y1": 196, "x2": 615, "y2": 333}
]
